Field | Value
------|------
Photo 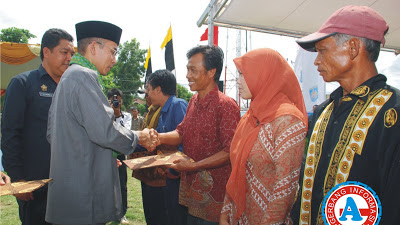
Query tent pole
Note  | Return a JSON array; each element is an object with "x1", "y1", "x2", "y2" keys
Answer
[{"x1": 208, "y1": 3, "x2": 215, "y2": 46}]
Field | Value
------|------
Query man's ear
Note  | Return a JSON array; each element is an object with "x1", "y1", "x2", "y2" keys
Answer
[
  {"x1": 207, "y1": 68, "x2": 216, "y2": 80},
  {"x1": 156, "y1": 86, "x2": 162, "y2": 94},
  {"x1": 42, "y1": 47, "x2": 51, "y2": 59},
  {"x1": 348, "y1": 37, "x2": 360, "y2": 60},
  {"x1": 89, "y1": 41, "x2": 98, "y2": 56}
]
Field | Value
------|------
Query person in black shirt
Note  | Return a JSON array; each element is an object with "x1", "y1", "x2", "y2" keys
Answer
[
  {"x1": 291, "y1": 5, "x2": 400, "y2": 225},
  {"x1": 1, "y1": 28, "x2": 74, "y2": 225}
]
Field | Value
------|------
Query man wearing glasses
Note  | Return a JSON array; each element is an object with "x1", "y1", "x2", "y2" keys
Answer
[{"x1": 45, "y1": 21, "x2": 156, "y2": 225}]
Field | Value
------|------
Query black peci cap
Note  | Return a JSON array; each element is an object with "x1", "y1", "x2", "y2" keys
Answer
[{"x1": 75, "y1": 20, "x2": 122, "y2": 45}]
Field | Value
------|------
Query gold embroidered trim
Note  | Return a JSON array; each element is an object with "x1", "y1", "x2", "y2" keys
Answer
[
  {"x1": 299, "y1": 102, "x2": 334, "y2": 225},
  {"x1": 316, "y1": 89, "x2": 392, "y2": 222},
  {"x1": 384, "y1": 108, "x2": 397, "y2": 128},
  {"x1": 341, "y1": 96, "x2": 352, "y2": 102},
  {"x1": 335, "y1": 90, "x2": 392, "y2": 182},
  {"x1": 350, "y1": 85, "x2": 370, "y2": 97}
]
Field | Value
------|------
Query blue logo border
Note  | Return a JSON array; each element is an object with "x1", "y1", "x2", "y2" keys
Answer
[{"x1": 321, "y1": 181, "x2": 382, "y2": 225}]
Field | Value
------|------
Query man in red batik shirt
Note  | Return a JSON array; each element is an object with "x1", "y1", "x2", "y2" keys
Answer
[{"x1": 154, "y1": 45, "x2": 240, "y2": 224}]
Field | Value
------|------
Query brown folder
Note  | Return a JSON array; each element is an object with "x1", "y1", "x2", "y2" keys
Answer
[
  {"x1": 124, "y1": 151, "x2": 191, "y2": 170},
  {"x1": 0, "y1": 179, "x2": 52, "y2": 196}
]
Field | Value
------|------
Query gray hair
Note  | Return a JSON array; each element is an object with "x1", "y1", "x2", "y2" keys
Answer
[{"x1": 332, "y1": 33, "x2": 381, "y2": 62}]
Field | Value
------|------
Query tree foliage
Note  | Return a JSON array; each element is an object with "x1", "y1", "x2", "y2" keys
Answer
[
  {"x1": 177, "y1": 84, "x2": 193, "y2": 102},
  {"x1": 100, "y1": 71, "x2": 117, "y2": 95},
  {"x1": 104, "y1": 38, "x2": 147, "y2": 110},
  {"x1": 0, "y1": 27, "x2": 36, "y2": 43},
  {"x1": 136, "y1": 103, "x2": 147, "y2": 116}
]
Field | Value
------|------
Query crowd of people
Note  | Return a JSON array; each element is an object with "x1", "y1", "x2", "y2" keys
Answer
[{"x1": 1, "y1": 4, "x2": 400, "y2": 225}]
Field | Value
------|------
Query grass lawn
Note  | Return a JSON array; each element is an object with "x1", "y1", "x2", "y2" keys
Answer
[{"x1": 0, "y1": 169, "x2": 146, "y2": 225}]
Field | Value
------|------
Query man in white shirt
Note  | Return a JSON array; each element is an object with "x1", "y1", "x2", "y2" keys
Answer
[{"x1": 107, "y1": 88, "x2": 131, "y2": 224}]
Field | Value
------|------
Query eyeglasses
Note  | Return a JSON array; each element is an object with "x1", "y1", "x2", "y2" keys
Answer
[{"x1": 96, "y1": 41, "x2": 119, "y2": 57}]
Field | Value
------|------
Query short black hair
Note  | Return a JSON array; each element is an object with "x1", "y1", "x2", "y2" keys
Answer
[
  {"x1": 40, "y1": 28, "x2": 73, "y2": 61},
  {"x1": 147, "y1": 69, "x2": 177, "y2": 96},
  {"x1": 107, "y1": 88, "x2": 123, "y2": 99},
  {"x1": 186, "y1": 45, "x2": 224, "y2": 82}
]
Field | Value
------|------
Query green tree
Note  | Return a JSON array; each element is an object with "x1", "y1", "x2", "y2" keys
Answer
[
  {"x1": 0, "y1": 27, "x2": 36, "y2": 43},
  {"x1": 177, "y1": 84, "x2": 193, "y2": 102},
  {"x1": 100, "y1": 71, "x2": 117, "y2": 94},
  {"x1": 136, "y1": 103, "x2": 147, "y2": 116},
  {"x1": 107, "y1": 38, "x2": 147, "y2": 109}
]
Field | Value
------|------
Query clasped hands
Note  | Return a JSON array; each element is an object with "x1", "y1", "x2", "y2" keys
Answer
[{"x1": 137, "y1": 128, "x2": 160, "y2": 151}]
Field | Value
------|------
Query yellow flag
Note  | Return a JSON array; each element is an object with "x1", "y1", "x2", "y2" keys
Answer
[
  {"x1": 145, "y1": 46, "x2": 151, "y2": 70},
  {"x1": 161, "y1": 26, "x2": 172, "y2": 49}
]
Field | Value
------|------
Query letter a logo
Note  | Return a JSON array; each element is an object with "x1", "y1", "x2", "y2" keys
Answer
[
  {"x1": 339, "y1": 197, "x2": 363, "y2": 221},
  {"x1": 323, "y1": 182, "x2": 381, "y2": 225}
]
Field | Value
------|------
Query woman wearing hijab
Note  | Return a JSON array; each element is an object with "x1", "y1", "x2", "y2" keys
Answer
[{"x1": 220, "y1": 48, "x2": 308, "y2": 225}]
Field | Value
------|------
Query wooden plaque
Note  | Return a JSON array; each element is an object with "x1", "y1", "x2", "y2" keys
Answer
[
  {"x1": 0, "y1": 179, "x2": 52, "y2": 196},
  {"x1": 124, "y1": 151, "x2": 191, "y2": 170}
]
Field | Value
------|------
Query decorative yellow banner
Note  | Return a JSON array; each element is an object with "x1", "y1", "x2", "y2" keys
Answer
[{"x1": 0, "y1": 42, "x2": 40, "y2": 65}]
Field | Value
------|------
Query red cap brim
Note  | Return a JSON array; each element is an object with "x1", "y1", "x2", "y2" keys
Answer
[{"x1": 296, "y1": 32, "x2": 337, "y2": 52}]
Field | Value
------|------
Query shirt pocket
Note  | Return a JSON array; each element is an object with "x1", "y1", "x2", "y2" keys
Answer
[{"x1": 36, "y1": 90, "x2": 54, "y2": 121}]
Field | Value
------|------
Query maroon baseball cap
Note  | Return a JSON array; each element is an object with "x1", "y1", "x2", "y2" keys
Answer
[{"x1": 297, "y1": 5, "x2": 389, "y2": 52}]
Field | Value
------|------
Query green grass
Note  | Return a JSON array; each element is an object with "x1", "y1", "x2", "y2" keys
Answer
[
  {"x1": 0, "y1": 168, "x2": 146, "y2": 225},
  {"x1": 0, "y1": 193, "x2": 18, "y2": 225}
]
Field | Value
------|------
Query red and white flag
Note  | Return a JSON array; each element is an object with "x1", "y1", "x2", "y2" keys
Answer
[{"x1": 200, "y1": 26, "x2": 218, "y2": 46}]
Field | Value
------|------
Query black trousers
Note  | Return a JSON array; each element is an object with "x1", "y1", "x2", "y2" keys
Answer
[
  {"x1": 117, "y1": 154, "x2": 128, "y2": 216},
  {"x1": 141, "y1": 182, "x2": 167, "y2": 225},
  {"x1": 164, "y1": 178, "x2": 187, "y2": 225},
  {"x1": 141, "y1": 179, "x2": 188, "y2": 225},
  {"x1": 17, "y1": 188, "x2": 51, "y2": 225}
]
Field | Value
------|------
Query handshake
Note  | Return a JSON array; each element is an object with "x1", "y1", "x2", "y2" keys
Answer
[{"x1": 136, "y1": 128, "x2": 160, "y2": 151}]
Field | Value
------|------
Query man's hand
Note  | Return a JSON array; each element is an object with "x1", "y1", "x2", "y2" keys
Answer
[
  {"x1": 12, "y1": 179, "x2": 34, "y2": 201},
  {"x1": 165, "y1": 169, "x2": 180, "y2": 179},
  {"x1": 168, "y1": 157, "x2": 197, "y2": 172},
  {"x1": 116, "y1": 159, "x2": 122, "y2": 168},
  {"x1": 137, "y1": 128, "x2": 159, "y2": 151},
  {"x1": 14, "y1": 192, "x2": 34, "y2": 201},
  {"x1": 152, "y1": 129, "x2": 161, "y2": 147},
  {"x1": 0, "y1": 172, "x2": 10, "y2": 185}
]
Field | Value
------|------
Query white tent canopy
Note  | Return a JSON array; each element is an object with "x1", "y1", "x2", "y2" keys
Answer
[
  {"x1": 198, "y1": 0, "x2": 400, "y2": 51},
  {"x1": 197, "y1": 0, "x2": 400, "y2": 111}
]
